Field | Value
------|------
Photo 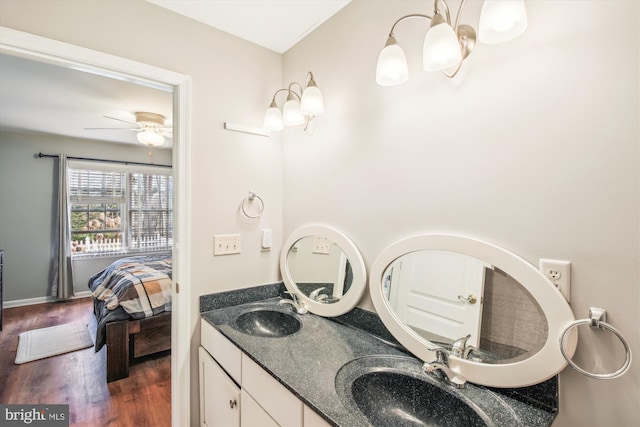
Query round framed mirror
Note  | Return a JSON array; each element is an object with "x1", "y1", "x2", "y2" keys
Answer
[
  {"x1": 369, "y1": 234, "x2": 577, "y2": 387},
  {"x1": 281, "y1": 225, "x2": 367, "y2": 317}
]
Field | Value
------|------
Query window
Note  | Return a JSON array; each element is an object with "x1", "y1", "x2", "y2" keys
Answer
[
  {"x1": 68, "y1": 161, "x2": 172, "y2": 256},
  {"x1": 129, "y1": 172, "x2": 173, "y2": 250}
]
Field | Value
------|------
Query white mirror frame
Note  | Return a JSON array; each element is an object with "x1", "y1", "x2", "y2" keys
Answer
[
  {"x1": 369, "y1": 234, "x2": 577, "y2": 387},
  {"x1": 281, "y1": 225, "x2": 367, "y2": 317}
]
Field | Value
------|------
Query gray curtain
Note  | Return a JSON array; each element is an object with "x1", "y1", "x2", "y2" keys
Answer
[{"x1": 51, "y1": 153, "x2": 74, "y2": 299}]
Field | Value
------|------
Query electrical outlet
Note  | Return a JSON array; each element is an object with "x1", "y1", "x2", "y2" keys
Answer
[
  {"x1": 214, "y1": 234, "x2": 241, "y2": 255},
  {"x1": 539, "y1": 258, "x2": 571, "y2": 302}
]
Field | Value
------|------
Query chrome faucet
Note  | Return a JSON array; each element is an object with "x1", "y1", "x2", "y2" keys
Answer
[
  {"x1": 451, "y1": 334, "x2": 475, "y2": 359},
  {"x1": 279, "y1": 292, "x2": 308, "y2": 314},
  {"x1": 309, "y1": 287, "x2": 328, "y2": 302},
  {"x1": 423, "y1": 349, "x2": 467, "y2": 389}
]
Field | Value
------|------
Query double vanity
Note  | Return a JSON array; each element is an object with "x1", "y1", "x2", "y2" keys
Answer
[{"x1": 199, "y1": 225, "x2": 577, "y2": 426}]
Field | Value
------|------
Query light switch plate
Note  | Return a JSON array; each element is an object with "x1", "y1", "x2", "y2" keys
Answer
[
  {"x1": 261, "y1": 229, "x2": 272, "y2": 249},
  {"x1": 214, "y1": 234, "x2": 241, "y2": 255},
  {"x1": 312, "y1": 236, "x2": 330, "y2": 254}
]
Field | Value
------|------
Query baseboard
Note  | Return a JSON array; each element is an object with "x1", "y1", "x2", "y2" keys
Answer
[{"x1": 3, "y1": 291, "x2": 92, "y2": 309}]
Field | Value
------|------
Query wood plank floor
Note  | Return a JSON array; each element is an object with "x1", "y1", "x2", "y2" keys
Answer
[{"x1": 0, "y1": 298, "x2": 171, "y2": 427}]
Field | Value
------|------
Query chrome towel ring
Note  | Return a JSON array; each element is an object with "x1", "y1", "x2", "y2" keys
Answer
[
  {"x1": 241, "y1": 191, "x2": 264, "y2": 219},
  {"x1": 560, "y1": 307, "x2": 632, "y2": 379}
]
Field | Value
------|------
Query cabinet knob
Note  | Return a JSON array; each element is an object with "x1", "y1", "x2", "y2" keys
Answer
[{"x1": 229, "y1": 399, "x2": 237, "y2": 409}]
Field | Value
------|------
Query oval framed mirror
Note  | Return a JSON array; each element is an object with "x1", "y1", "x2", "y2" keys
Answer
[
  {"x1": 281, "y1": 225, "x2": 367, "y2": 317},
  {"x1": 369, "y1": 234, "x2": 577, "y2": 387}
]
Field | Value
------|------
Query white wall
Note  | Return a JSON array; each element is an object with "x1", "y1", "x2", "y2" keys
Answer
[
  {"x1": 283, "y1": 1, "x2": 638, "y2": 426},
  {"x1": 0, "y1": 1, "x2": 284, "y2": 425}
]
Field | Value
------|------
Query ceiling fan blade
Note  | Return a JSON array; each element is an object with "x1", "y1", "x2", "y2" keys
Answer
[
  {"x1": 104, "y1": 115, "x2": 139, "y2": 126},
  {"x1": 84, "y1": 127, "x2": 139, "y2": 131}
]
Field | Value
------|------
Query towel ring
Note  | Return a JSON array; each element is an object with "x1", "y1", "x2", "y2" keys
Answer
[
  {"x1": 560, "y1": 307, "x2": 632, "y2": 380},
  {"x1": 241, "y1": 191, "x2": 264, "y2": 219}
]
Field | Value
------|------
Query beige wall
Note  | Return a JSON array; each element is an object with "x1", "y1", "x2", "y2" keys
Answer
[
  {"x1": 2, "y1": 0, "x2": 639, "y2": 426},
  {"x1": 1, "y1": 1, "x2": 284, "y2": 424},
  {"x1": 283, "y1": 1, "x2": 639, "y2": 426}
]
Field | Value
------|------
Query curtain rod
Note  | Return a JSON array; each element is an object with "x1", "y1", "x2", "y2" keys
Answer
[{"x1": 37, "y1": 152, "x2": 172, "y2": 168}]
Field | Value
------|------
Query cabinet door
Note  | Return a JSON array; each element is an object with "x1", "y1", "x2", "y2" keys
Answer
[{"x1": 199, "y1": 347, "x2": 240, "y2": 427}]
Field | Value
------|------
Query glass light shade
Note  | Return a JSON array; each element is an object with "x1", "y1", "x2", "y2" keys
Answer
[
  {"x1": 263, "y1": 105, "x2": 284, "y2": 132},
  {"x1": 137, "y1": 129, "x2": 164, "y2": 147},
  {"x1": 479, "y1": 0, "x2": 528, "y2": 44},
  {"x1": 301, "y1": 85, "x2": 324, "y2": 116},
  {"x1": 376, "y1": 40, "x2": 408, "y2": 86},
  {"x1": 282, "y1": 97, "x2": 305, "y2": 127},
  {"x1": 423, "y1": 22, "x2": 463, "y2": 72}
]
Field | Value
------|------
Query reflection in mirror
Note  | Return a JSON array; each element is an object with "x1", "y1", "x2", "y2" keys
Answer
[
  {"x1": 286, "y1": 235, "x2": 354, "y2": 304},
  {"x1": 281, "y1": 225, "x2": 367, "y2": 317},
  {"x1": 370, "y1": 234, "x2": 577, "y2": 387},
  {"x1": 383, "y1": 250, "x2": 547, "y2": 364}
]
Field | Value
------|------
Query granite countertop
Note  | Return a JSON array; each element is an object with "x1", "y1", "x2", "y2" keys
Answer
[{"x1": 201, "y1": 291, "x2": 555, "y2": 427}]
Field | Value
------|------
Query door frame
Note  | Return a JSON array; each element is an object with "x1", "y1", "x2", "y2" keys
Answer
[{"x1": 0, "y1": 26, "x2": 192, "y2": 427}]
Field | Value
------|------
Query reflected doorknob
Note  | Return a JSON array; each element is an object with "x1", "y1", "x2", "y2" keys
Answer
[{"x1": 458, "y1": 294, "x2": 477, "y2": 304}]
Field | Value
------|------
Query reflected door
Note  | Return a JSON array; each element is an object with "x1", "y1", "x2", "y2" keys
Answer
[{"x1": 388, "y1": 251, "x2": 486, "y2": 346}]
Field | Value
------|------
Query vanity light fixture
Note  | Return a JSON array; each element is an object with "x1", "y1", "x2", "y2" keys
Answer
[
  {"x1": 376, "y1": 0, "x2": 528, "y2": 86},
  {"x1": 263, "y1": 72, "x2": 324, "y2": 132}
]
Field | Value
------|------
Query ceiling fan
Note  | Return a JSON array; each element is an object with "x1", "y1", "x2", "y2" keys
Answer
[{"x1": 85, "y1": 112, "x2": 172, "y2": 147}]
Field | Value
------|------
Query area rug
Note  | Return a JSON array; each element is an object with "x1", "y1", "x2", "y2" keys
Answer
[{"x1": 15, "y1": 322, "x2": 93, "y2": 364}]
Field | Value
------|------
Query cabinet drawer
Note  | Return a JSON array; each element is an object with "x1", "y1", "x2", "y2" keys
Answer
[
  {"x1": 242, "y1": 354, "x2": 302, "y2": 427},
  {"x1": 241, "y1": 389, "x2": 278, "y2": 427},
  {"x1": 201, "y1": 320, "x2": 242, "y2": 383},
  {"x1": 303, "y1": 405, "x2": 331, "y2": 427}
]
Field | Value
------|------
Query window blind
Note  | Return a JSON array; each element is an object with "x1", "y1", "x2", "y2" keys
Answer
[{"x1": 68, "y1": 168, "x2": 126, "y2": 204}]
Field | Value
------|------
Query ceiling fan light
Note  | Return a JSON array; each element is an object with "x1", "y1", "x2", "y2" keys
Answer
[
  {"x1": 423, "y1": 18, "x2": 463, "y2": 72},
  {"x1": 479, "y1": 0, "x2": 528, "y2": 44},
  {"x1": 137, "y1": 129, "x2": 165, "y2": 147},
  {"x1": 135, "y1": 112, "x2": 166, "y2": 127},
  {"x1": 376, "y1": 36, "x2": 409, "y2": 86}
]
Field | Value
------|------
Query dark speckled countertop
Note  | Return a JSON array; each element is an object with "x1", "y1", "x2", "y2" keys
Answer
[{"x1": 200, "y1": 286, "x2": 556, "y2": 427}]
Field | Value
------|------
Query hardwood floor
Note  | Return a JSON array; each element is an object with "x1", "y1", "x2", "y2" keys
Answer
[{"x1": 0, "y1": 298, "x2": 171, "y2": 426}]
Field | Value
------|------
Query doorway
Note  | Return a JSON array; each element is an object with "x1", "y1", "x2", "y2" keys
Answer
[{"x1": 0, "y1": 26, "x2": 192, "y2": 427}]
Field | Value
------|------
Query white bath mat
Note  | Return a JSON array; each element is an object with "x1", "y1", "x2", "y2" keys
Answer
[{"x1": 15, "y1": 322, "x2": 93, "y2": 364}]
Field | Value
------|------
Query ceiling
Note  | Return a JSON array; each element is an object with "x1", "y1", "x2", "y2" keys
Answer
[
  {"x1": 0, "y1": 53, "x2": 174, "y2": 147},
  {"x1": 147, "y1": 0, "x2": 351, "y2": 54},
  {"x1": 0, "y1": 1, "x2": 350, "y2": 148}
]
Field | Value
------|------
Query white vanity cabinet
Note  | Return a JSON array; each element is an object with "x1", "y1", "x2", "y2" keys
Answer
[{"x1": 200, "y1": 320, "x2": 331, "y2": 427}]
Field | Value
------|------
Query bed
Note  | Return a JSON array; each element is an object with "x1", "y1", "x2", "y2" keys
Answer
[{"x1": 88, "y1": 253, "x2": 172, "y2": 382}]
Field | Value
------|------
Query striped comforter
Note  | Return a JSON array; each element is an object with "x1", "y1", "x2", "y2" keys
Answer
[{"x1": 88, "y1": 254, "x2": 172, "y2": 320}]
